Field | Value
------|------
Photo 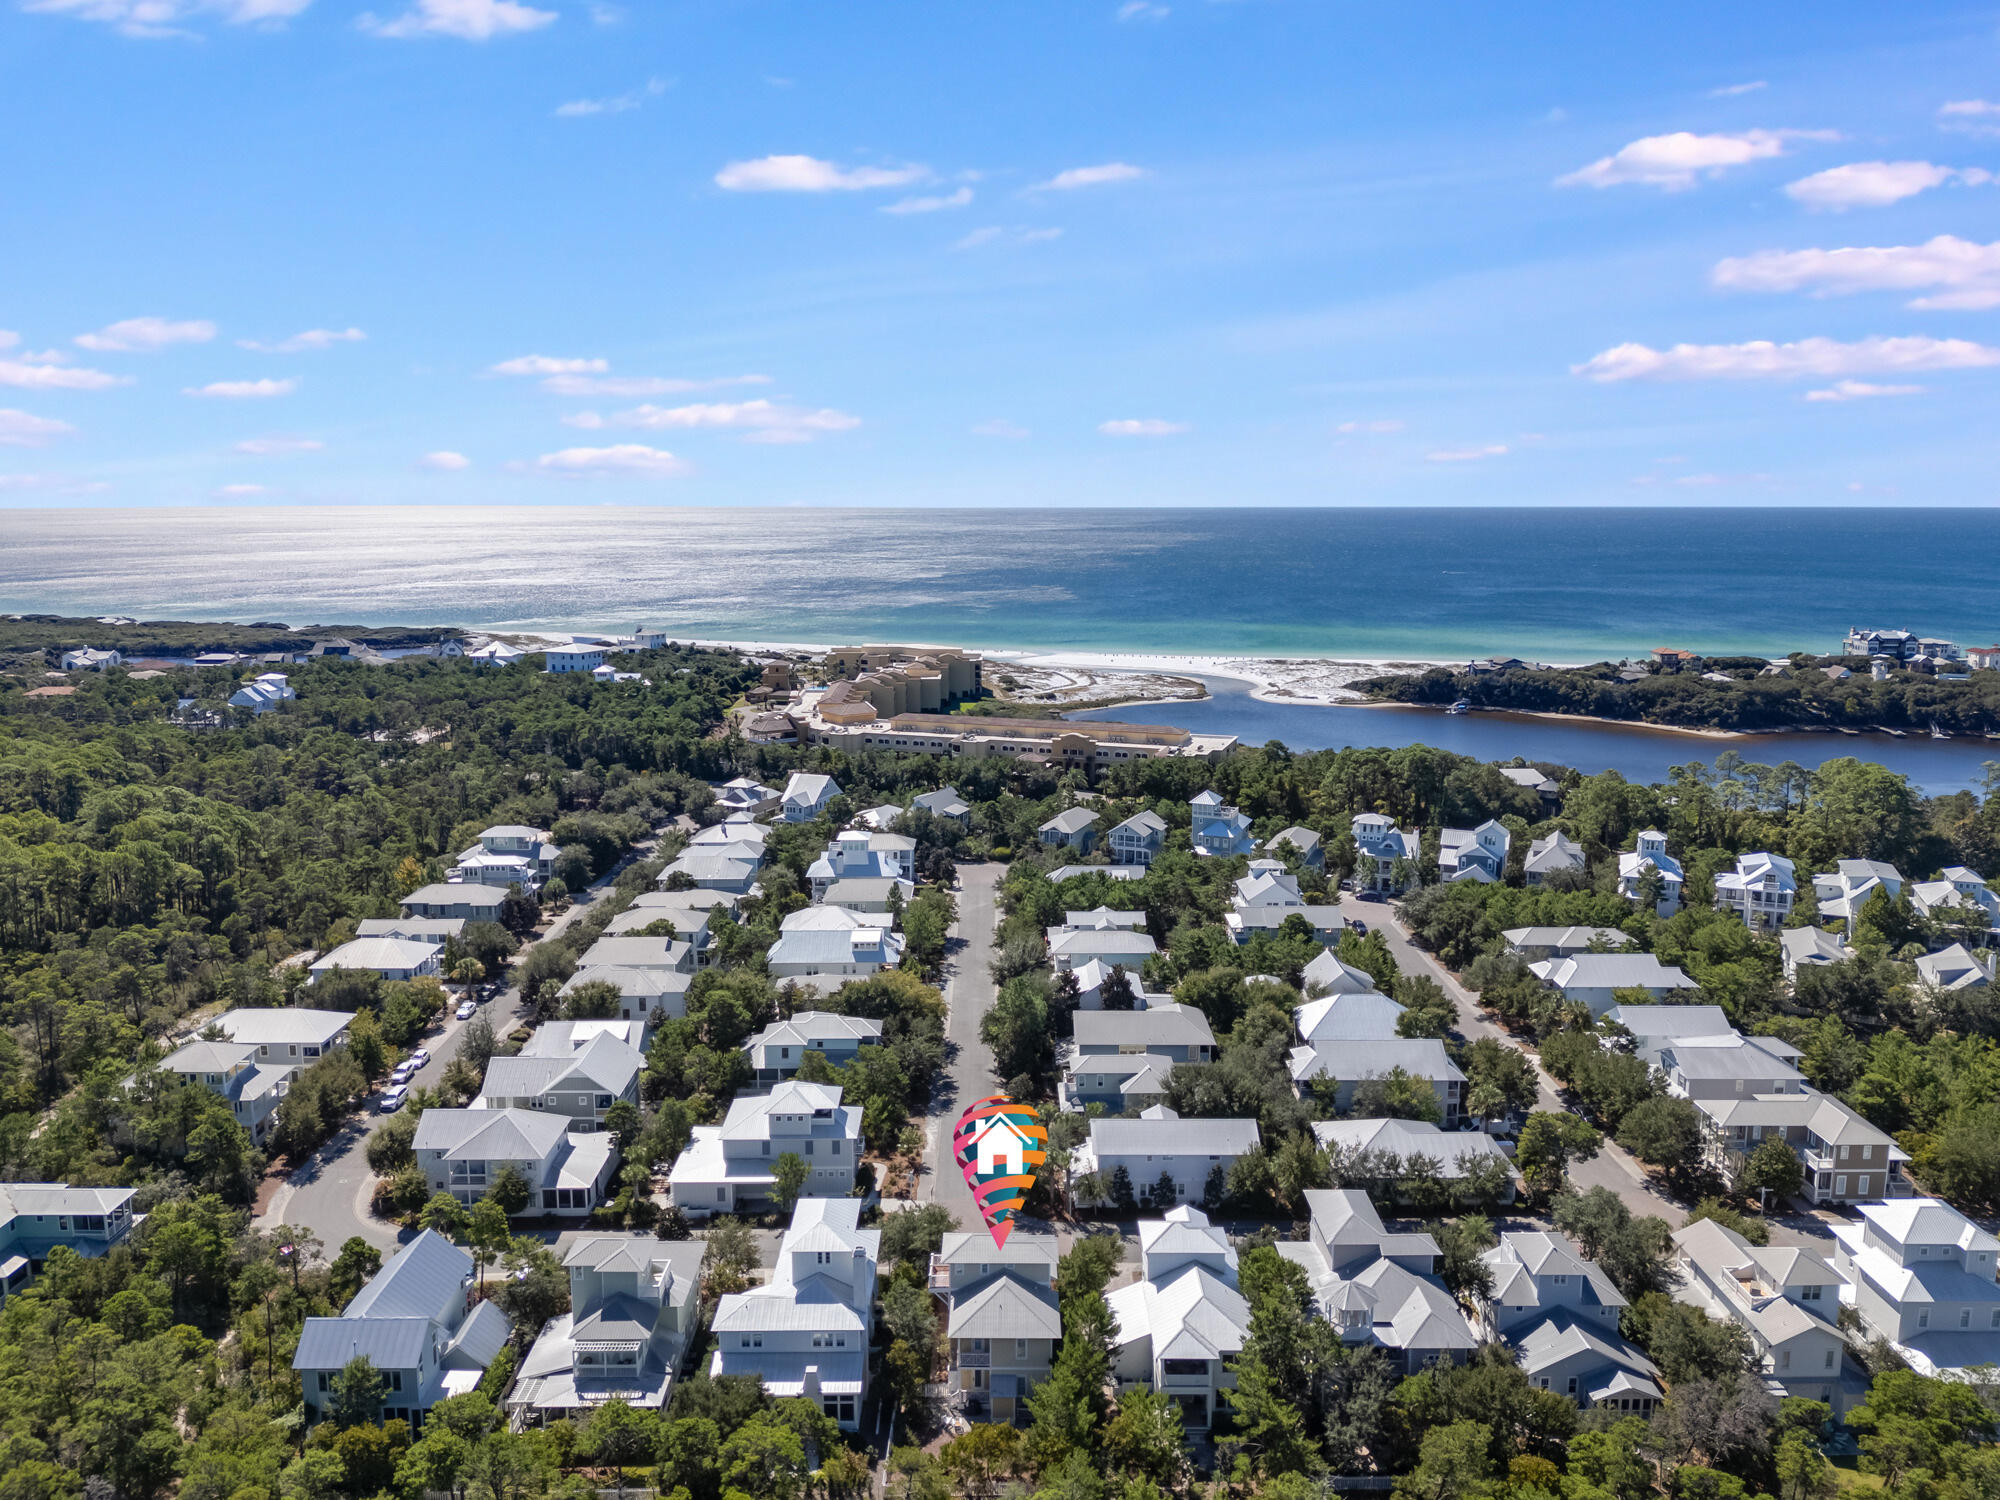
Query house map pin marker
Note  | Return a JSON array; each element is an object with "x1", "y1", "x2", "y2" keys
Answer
[{"x1": 952, "y1": 1094, "x2": 1049, "y2": 1248}]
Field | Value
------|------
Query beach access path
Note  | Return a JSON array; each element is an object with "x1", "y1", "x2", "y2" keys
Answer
[{"x1": 1336, "y1": 891, "x2": 1839, "y2": 1254}]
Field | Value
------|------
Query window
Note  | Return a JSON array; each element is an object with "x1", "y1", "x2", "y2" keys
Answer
[
  {"x1": 1016, "y1": 1340, "x2": 1028, "y2": 1359},
  {"x1": 1918, "y1": 1312, "x2": 1930, "y2": 1329},
  {"x1": 829, "y1": 1140, "x2": 840, "y2": 1156},
  {"x1": 1780, "y1": 1351, "x2": 1791, "y2": 1369},
  {"x1": 304, "y1": 1045, "x2": 320, "y2": 1058},
  {"x1": 804, "y1": 1141, "x2": 814, "y2": 1156},
  {"x1": 389, "y1": 1372, "x2": 404, "y2": 1392},
  {"x1": 317, "y1": 1372, "x2": 330, "y2": 1392},
  {"x1": 970, "y1": 1339, "x2": 990, "y2": 1354},
  {"x1": 1567, "y1": 1377, "x2": 1578, "y2": 1395},
  {"x1": 1825, "y1": 1350, "x2": 1836, "y2": 1369},
  {"x1": 1801, "y1": 1284, "x2": 1823, "y2": 1301},
  {"x1": 761, "y1": 1142, "x2": 771, "y2": 1156},
  {"x1": 596, "y1": 1095, "x2": 612, "y2": 1109},
  {"x1": 1962, "y1": 1309, "x2": 1973, "y2": 1329}
]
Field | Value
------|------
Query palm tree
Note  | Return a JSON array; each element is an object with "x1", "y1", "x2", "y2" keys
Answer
[{"x1": 450, "y1": 957, "x2": 485, "y2": 992}]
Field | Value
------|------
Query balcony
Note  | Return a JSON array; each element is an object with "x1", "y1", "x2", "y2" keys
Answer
[{"x1": 956, "y1": 1350, "x2": 990, "y2": 1370}]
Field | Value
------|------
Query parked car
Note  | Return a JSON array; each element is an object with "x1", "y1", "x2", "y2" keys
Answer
[
  {"x1": 1347, "y1": 919, "x2": 1369, "y2": 935},
  {"x1": 1358, "y1": 890, "x2": 1386, "y2": 904},
  {"x1": 391, "y1": 1060, "x2": 418, "y2": 1084},
  {"x1": 378, "y1": 1085, "x2": 409, "y2": 1113},
  {"x1": 455, "y1": 999, "x2": 478, "y2": 1021},
  {"x1": 407, "y1": 1047, "x2": 431, "y2": 1070}
]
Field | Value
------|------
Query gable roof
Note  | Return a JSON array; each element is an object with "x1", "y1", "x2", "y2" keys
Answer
[
  {"x1": 1072, "y1": 1003, "x2": 1214, "y2": 1051},
  {"x1": 413, "y1": 1107, "x2": 568, "y2": 1162},
  {"x1": 1040, "y1": 807, "x2": 1101, "y2": 835},
  {"x1": 1530, "y1": 953, "x2": 1693, "y2": 992},
  {"x1": 345, "y1": 1229, "x2": 472, "y2": 1318},
  {"x1": 951, "y1": 1274, "x2": 1064, "y2": 1341},
  {"x1": 1087, "y1": 1111, "x2": 1259, "y2": 1158}
]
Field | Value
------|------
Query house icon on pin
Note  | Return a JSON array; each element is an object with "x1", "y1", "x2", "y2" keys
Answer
[{"x1": 969, "y1": 1113, "x2": 1034, "y2": 1176}]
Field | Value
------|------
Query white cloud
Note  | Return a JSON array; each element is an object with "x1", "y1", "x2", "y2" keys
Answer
[
  {"x1": 0, "y1": 332, "x2": 14, "y2": 350},
  {"x1": 1939, "y1": 99, "x2": 2000, "y2": 137},
  {"x1": 0, "y1": 358, "x2": 130, "y2": 391},
  {"x1": 1034, "y1": 162, "x2": 1148, "y2": 191},
  {"x1": 1712, "y1": 236, "x2": 2000, "y2": 311},
  {"x1": 1336, "y1": 419, "x2": 1404, "y2": 434},
  {"x1": 75, "y1": 316, "x2": 216, "y2": 352},
  {"x1": 362, "y1": 0, "x2": 553, "y2": 38},
  {"x1": 882, "y1": 187, "x2": 974, "y2": 215},
  {"x1": 0, "y1": 409, "x2": 75, "y2": 447},
  {"x1": 238, "y1": 327, "x2": 366, "y2": 353},
  {"x1": 21, "y1": 0, "x2": 308, "y2": 38},
  {"x1": 1574, "y1": 335, "x2": 2000, "y2": 382},
  {"x1": 540, "y1": 372, "x2": 771, "y2": 397},
  {"x1": 1784, "y1": 160, "x2": 1987, "y2": 210},
  {"x1": 421, "y1": 450, "x2": 472, "y2": 470},
  {"x1": 1804, "y1": 380, "x2": 1924, "y2": 402},
  {"x1": 490, "y1": 355, "x2": 609, "y2": 376},
  {"x1": 1427, "y1": 444, "x2": 1508, "y2": 461},
  {"x1": 532, "y1": 444, "x2": 689, "y2": 478},
  {"x1": 972, "y1": 419, "x2": 1030, "y2": 438},
  {"x1": 568, "y1": 399, "x2": 860, "y2": 443},
  {"x1": 1098, "y1": 418, "x2": 1187, "y2": 437},
  {"x1": 1708, "y1": 80, "x2": 1767, "y2": 97},
  {"x1": 714, "y1": 155, "x2": 927, "y2": 192},
  {"x1": 183, "y1": 378, "x2": 298, "y2": 398},
  {"x1": 1117, "y1": 2, "x2": 1169, "y2": 18},
  {"x1": 214, "y1": 483, "x2": 271, "y2": 497},
  {"x1": 1556, "y1": 128, "x2": 1835, "y2": 190},
  {"x1": 235, "y1": 435, "x2": 323, "y2": 454},
  {"x1": 953, "y1": 225, "x2": 1063, "y2": 250},
  {"x1": 554, "y1": 76, "x2": 668, "y2": 116}
]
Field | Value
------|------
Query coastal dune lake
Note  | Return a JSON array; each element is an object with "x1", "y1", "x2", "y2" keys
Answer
[
  {"x1": 4, "y1": 504, "x2": 1997, "y2": 790},
  {"x1": 1072, "y1": 681, "x2": 2000, "y2": 796}
]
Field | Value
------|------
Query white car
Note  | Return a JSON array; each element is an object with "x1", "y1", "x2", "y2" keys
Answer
[
  {"x1": 407, "y1": 1047, "x2": 431, "y2": 1070},
  {"x1": 455, "y1": 999, "x2": 478, "y2": 1021},
  {"x1": 391, "y1": 1060, "x2": 418, "y2": 1085},
  {"x1": 378, "y1": 1085, "x2": 409, "y2": 1113}
]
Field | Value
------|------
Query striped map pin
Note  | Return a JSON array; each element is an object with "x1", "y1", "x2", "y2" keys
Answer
[{"x1": 952, "y1": 1094, "x2": 1049, "y2": 1249}]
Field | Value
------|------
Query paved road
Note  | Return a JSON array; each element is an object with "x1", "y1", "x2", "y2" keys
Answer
[
  {"x1": 256, "y1": 835, "x2": 663, "y2": 1252},
  {"x1": 917, "y1": 862, "x2": 1004, "y2": 1234},
  {"x1": 1337, "y1": 891, "x2": 1836, "y2": 1252}
]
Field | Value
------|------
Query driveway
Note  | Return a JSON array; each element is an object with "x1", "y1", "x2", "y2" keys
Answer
[
  {"x1": 1336, "y1": 892, "x2": 1835, "y2": 1252},
  {"x1": 917, "y1": 862, "x2": 1004, "y2": 1233},
  {"x1": 254, "y1": 832, "x2": 664, "y2": 1252}
]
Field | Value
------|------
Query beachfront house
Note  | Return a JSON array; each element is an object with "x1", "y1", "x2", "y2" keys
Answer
[
  {"x1": 544, "y1": 644, "x2": 607, "y2": 675},
  {"x1": 1618, "y1": 831, "x2": 1684, "y2": 917}
]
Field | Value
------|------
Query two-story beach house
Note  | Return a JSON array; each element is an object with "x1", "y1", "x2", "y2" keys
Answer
[
  {"x1": 451, "y1": 825, "x2": 559, "y2": 891},
  {"x1": 1830, "y1": 1198, "x2": 2000, "y2": 1379},
  {"x1": 1107, "y1": 1206, "x2": 1250, "y2": 1432},
  {"x1": 295, "y1": 1230, "x2": 512, "y2": 1431},
  {"x1": 401, "y1": 883, "x2": 509, "y2": 925},
  {"x1": 709, "y1": 1199, "x2": 880, "y2": 1430},
  {"x1": 781, "y1": 773, "x2": 842, "y2": 823},
  {"x1": 1107, "y1": 810, "x2": 1169, "y2": 867},
  {"x1": 714, "y1": 778, "x2": 782, "y2": 817},
  {"x1": 741, "y1": 1013, "x2": 884, "y2": 1087},
  {"x1": 1265, "y1": 826, "x2": 1324, "y2": 871},
  {"x1": 474, "y1": 1031, "x2": 643, "y2": 1130},
  {"x1": 1071, "y1": 1106, "x2": 1260, "y2": 1209},
  {"x1": 808, "y1": 830, "x2": 916, "y2": 900},
  {"x1": 1527, "y1": 952, "x2": 1694, "y2": 1017},
  {"x1": 508, "y1": 1236, "x2": 707, "y2": 1425},
  {"x1": 1523, "y1": 832, "x2": 1587, "y2": 886},
  {"x1": 1812, "y1": 859, "x2": 1904, "y2": 926},
  {"x1": 1479, "y1": 1230, "x2": 1660, "y2": 1415},
  {"x1": 412, "y1": 1108, "x2": 619, "y2": 1216},
  {"x1": 1287, "y1": 1038, "x2": 1466, "y2": 1124},
  {"x1": 1274, "y1": 1189, "x2": 1478, "y2": 1374},
  {"x1": 1671, "y1": 1217, "x2": 1857, "y2": 1412},
  {"x1": 0, "y1": 1182, "x2": 138, "y2": 1303},
  {"x1": 931, "y1": 1231, "x2": 1062, "y2": 1425},
  {"x1": 158, "y1": 1007, "x2": 353, "y2": 1144},
  {"x1": 1038, "y1": 808, "x2": 1101, "y2": 853},
  {"x1": 1437, "y1": 820, "x2": 1510, "y2": 883},
  {"x1": 667, "y1": 1080, "x2": 864, "y2": 1216},
  {"x1": 1910, "y1": 868, "x2": 2000, "y2": 940}
]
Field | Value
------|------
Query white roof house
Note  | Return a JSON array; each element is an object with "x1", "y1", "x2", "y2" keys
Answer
[
  {"x1": 1813, "y1": 859, "x2": 1904, "y2": 924},
  {"x1": 1107, "y1": 810, "x2": 1170, "y2": 866},
  {"x1": 1287, "y1": 1038, "x2": 1467, "y2": 1123},
  {"x1": 1502, "y1": 926, "x2": 1635, "y2": 958},
  {"x1": 1437, "y1": 820, "x2": 1510, "y2": 884},
  {"x1": 714, "y1": 778, "x2": 782, "y2": 815},
  {"x1": 668, "y1": 1080, "x2": 863, "y2": 1215},
  {"x1": 1523, "y1": 831, "x2": 1586, "y2": 884},
  {"x1": 1072, "y1": 1107, "x2": 1260, "y2": 1208},
  {"x1": 1314, "y1": 1118, "x2": 1516, "y2": 1198},
  {"x1": 476, "y1": 1032, "x2": 643, "y2": 1126},
  {"x1": 400, "y1": 883, "x2": 508, "y2": 923},
  {"x1": 911, "y1": 786, "x2": 972, "y2": 823},
  {"x1": 1047, "y1": 927, "x2": 1157, "y2": 973},
  {"x1": 1910, "y1": 875, "x2": 2000, "y2": 936},
  {"x1": 742, "y1": 1013, "x2": 883, "y2": 1083},
  {"x1": 1915, "y1": 943, "x2": 1994, "y2": 993},
  {"x1": 1617, "y1": 831, "x2": 1684, "y2": 916},
  {"x1": 1301, "y1": 949, "x2": 1381, "y2": 996},
  {"x1": 309, "y1": 936, "x2": 443, "y2": 984},
  {"x1": 412, "y1": 1108, "x2": 619, "y2": 1217},
  {"x1": 1830, "y1": 1198, "x2": 2000, "y2": 1379},
  {"x1": 709, "y1": 1198, "x2": 880, "y2": 1430},
  {"x1": 764, "y1": 926, "x2": 904, "y2": 987},
  {"x1": 1071, "y1": 1003, "x2": 1216, "y2": 1061},
  {"x1": 60, "y1": 647, "x2": 122, "y2": 671},
  {"x1": 1780, "y1": 926, "x2": 1854, "y2": 982},
  {"x1": 1714, "y1": 852, "x2": 1797, "y2": 931},
  {"x1": 781, "y1": 773, "x2": 842, "y2": 822},
  {"x1": 807, "y1": 830, "x2": 915, "y2": 895},
  {"x1": 1529, "y1": 952, "x2": 1695, "y2": 1017},
  {"x1": 1039, "y1": 807, "x2": 1102, "y2": 850},
  {"x1": 1350, "y1": 813, "x2": 1421, "y2": 892},
  {"x1": 1294, "y1": 991, "x2": 1405, "y2": 1044},
  {"x1": 1671, "y1": 1217, "x2": 1855, "y2": 1412},
  {"x1": 229, "y1": 672, "x2": 296, "y2": 712},
  {"x1": 1107, "y1": 1206, "x2": 1249, "y2": 1431}
]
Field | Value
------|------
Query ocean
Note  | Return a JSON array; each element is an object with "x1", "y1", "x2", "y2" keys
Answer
[{"x1": 4, "y1": 505, "x2": 1997, "y2": 662}]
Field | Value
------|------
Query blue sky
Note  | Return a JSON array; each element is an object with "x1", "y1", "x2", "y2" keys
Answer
[{"x1": 3, "y1": 0, "x2": 1999, "y2": 507}]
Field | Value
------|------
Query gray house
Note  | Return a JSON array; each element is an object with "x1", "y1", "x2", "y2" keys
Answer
[
  {"x1": 1107, "y1": 810, "x2": 1168, "y2": 866},
  {"x1": 0, "y1": 1183, "x2": 138, "y2": 1303},
  {"x1": 911, "y1": 787, "x2": 972, "y2": 825},
  {"x1": 412, "y1": 1108, "x2": 619, "y2": 1217},
  {"x1": 475, "y1": 1032, "x2": 642, "y2": 1129},
  {"x1": 295, "y1": 1230, "x2": 512, "y2": 1430},
  {"x1": 742, "y1": 1012, "x2": 884, "y2": 1086},
  {"x1": 1039, "y1": 808, "x2": 1101, "y2": 853}
]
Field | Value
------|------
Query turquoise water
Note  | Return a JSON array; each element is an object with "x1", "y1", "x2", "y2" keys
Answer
[{"x1": 2, "y1": 505, "x2": 1996, "y2": 662}]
